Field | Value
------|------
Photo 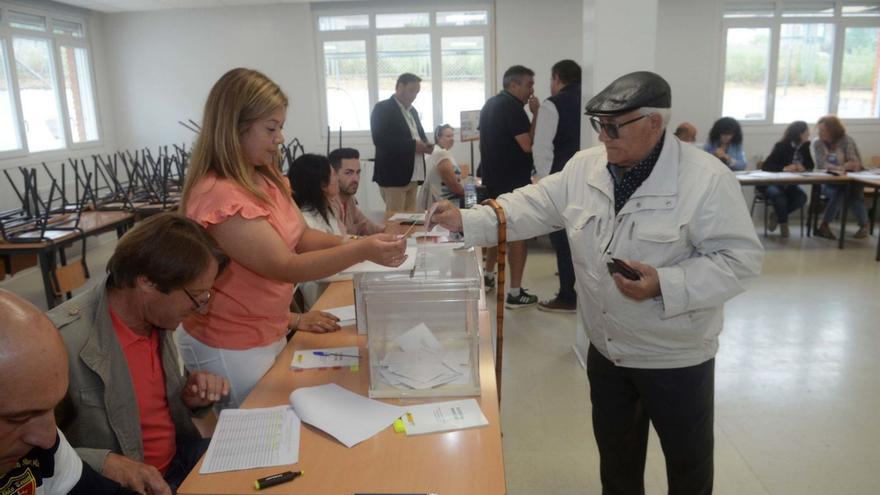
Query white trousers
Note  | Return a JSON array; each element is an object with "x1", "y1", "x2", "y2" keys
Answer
[{"x1": 176, "y1": 326, "x2": 286, "y2": 409}]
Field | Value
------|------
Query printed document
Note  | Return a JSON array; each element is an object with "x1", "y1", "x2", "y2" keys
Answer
[
  {"x1": 199, "y1": 406, "x2": 300, "y2": 474},
  {"x1": 402, "y1": 399, "x2": 488, "y2": 436}
]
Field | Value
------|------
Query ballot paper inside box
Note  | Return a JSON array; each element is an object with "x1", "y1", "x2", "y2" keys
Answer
[{"x1": 356, "y1": 244, "x2": 482, "y2": 398}]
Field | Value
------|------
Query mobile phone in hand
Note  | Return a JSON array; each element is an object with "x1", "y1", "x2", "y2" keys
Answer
[{"x1": 607, "y1": 258, "x2": 641, "y2": 281}]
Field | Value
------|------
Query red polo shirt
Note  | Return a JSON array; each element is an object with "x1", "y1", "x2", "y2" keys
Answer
[{"x1": 110, "y1": 308, "x2": 177, "y2": 474}]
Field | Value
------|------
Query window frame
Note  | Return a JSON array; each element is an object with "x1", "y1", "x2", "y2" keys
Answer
[
  {"x1": 0, "y1": 1, "x2": 102, "y2": 160},
  {"x1": 720, "y1": 1, "x2": 880, "y2": 126},
  {"x1": 313, "y1": 3, "x2": 494, "y2": 139}
]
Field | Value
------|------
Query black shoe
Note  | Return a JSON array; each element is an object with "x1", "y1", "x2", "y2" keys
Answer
[
  {"x1": 483, "y1": 274, "x2": 496, "y2": 292},
  {"x1": 505, "y1": 289, "x2": 538, "y2": 309}
]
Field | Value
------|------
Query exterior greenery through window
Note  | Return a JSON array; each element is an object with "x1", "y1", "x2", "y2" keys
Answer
[
  {"x1": 0, "y1": 3, "x2": 99, "y2": 155},
  {"x1": 316, "y1": 8, "x2": 491, "y2": 132},
  {"x1": 721, "y1": 2, "x2": 880, "y2": 123}
]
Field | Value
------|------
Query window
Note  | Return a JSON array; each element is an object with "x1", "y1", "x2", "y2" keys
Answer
[
  {"x1": 59, "y1": 45, "x2": 98, "y2": 142},
  {"x1": 839, "y1": 27, "x2": 880, "y2": 118},
  {"x1": 0, "y1": 4, "x2": 100, "y2": 155},
  {"x1": 316, "y1": 7, "x2": 492, "y2": 134},
  {"x1": 14, "y1": 37, "x2": 64, "y2": 152},
  {"x1": 722, "y1": 28, "x2": 771, "y2": 120},
  {"x1": 441, "y1": 37, "x2": 485, "y2": 127},
  {"x1": 722, "y1": 2, "x2": 880, "y2": 123},
  {"x1": 774, "y1": 23, "x2": 834, "y2": 123},
  {"x1": 323, "y1": 40, "x2": 369, "y2": 130},
  {"x1": 0, "y1": 40, "x2": 21, "y2": 151}
]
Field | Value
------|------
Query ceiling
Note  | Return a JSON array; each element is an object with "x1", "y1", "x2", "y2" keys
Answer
[{"x1": 53, "y1": 0, "x2": 316, "y2": 14}]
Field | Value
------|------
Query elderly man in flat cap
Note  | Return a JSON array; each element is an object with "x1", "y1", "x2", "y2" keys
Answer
[{"x1": 429, "y1": 71, "x2": 763, "y2": 495}]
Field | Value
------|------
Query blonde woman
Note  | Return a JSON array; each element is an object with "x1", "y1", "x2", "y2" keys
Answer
[
  {"x1": 177, "y1": 68, "x2": 406, "y2": 407},
  {"x1": 417, "y1": 124, "x2": 464, "y2": 210}
]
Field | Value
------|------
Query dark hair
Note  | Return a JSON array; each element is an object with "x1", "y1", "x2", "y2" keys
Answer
[
  {"x1": 502, "y1": 65, "x2": 535, "y2": 89},
  {"x1": 106, "y1": 213, "x2": 229, "y2": 292},
  {"x1": 396, "y1": 73, "x2": 422, "y2": 87},
  {"x1": 707, "y1": 117, "x2": 743, "y2": 146},
  {"x1": 328, "y1": 147, "x2": 359, "y2": 171},
  {"x1": 551, "y1": 60, "x2": 581, "y2": 85},
  {"x1": 434, "y1": 124, "x2": 453, "y2": 142},
  {"x1": 289, "y1": 153, "x2": 333, "y2": 225},
  {"x1": 817, "y1": 115, "x2": 846, "y2": 143},
  {"x1": 780, "y1": 121, "x2": 809, "y2": 145}
]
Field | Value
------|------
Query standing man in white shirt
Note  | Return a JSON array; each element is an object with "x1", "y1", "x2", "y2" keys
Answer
[
  {"x1": 370, "y1": 73, "x2": 433, "y2": 214},
  {"x1": 532, "y1": 60, "x2": 582, "y2": 313},
  {"x1": 429, "y1": 71, "x2": 763, "y2": 495}
]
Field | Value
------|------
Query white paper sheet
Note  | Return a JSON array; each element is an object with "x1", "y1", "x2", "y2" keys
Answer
[
  {"x1": 291, "y1": 346, "x2": 360, "y2": 369},
  {"x1": 289, "y1": 383, "x2": 405, "y2": 448},
  {"x1": 402, "y1": 399, "x2": 488, "y2": 436},
  {"x1": 395, "y1": 323, "x2": 444, "y2": 353},
  {"x1": 340, "y1": 246, "x2": 417, "y2": 275},
  {"x1": 199, "y1": 406, "x2": 300, "y2": 474},
  {"x1": 325, "y1": 305, "x2": 356, "y2": 326}
]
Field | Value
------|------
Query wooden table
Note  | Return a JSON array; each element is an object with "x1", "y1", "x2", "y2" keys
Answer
[
  {"x1": 851, "y1": 175, "x2": 880, "y2": 261},
  {"x1": 178, "y1": 278, "x2": 506, "y2": 494},
  {"x1": 736, "y1": 172, "x2": 853, "y2": 248},
  {"x1": 0, "y1": 210, "x2": 134, "y2": 307}
]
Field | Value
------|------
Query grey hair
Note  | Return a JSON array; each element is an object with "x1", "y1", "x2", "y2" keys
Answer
[{"x1": 639, "y1": 107, "x2": 671, "y2": 128}]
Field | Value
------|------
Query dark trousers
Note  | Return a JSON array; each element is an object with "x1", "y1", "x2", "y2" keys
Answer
[
  {"x1": 549, "y1": 229, "x2": 576, "y2": 304},
  {"x1": 587, "y1": 345, "x2": 714, "y2": 495},
  {"x1": 164, "y1": 437, "x2": 211, "y2": 494},
  {"x1": 765, "y1": 185, "x2": 806, "y2": 224}
]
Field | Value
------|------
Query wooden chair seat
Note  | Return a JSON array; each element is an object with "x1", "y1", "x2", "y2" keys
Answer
[{"x1": 51, "y1": 260, "x2": 88, "y2": 296}]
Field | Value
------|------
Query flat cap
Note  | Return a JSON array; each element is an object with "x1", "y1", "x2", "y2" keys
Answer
[{"x1": 585, "y1": 71, "x2": 671, "y2": 116}]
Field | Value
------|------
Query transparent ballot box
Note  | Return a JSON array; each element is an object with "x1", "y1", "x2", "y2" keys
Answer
[{"x1": 356, "y1": 245, "x2": 482, "y2": 398}]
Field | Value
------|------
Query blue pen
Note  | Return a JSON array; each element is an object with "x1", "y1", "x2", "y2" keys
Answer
[{"x1": 313, "y1": 351, "x2": 359, "y2": 358}]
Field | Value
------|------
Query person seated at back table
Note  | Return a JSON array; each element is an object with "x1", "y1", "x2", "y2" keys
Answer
[
  {"x1": 48, "y1": 213, "x2": 231, "y2": 495},
  {"x1": 289, "y1": 153, "x2": 345, "y2": 236},
  {"x1": 703, "y1": 117, "x2": 746, "y2": 171},
  {"x1": 328, "y1": 147, "x2": 386, "y2": 236},
  {"x1": 1, "y1": 290, "x2": 137, "y2": 495},
  {"x1": 417, "y1": 124, "x2": 464, "y2": 210},
  {"x1": 288, "y1": 153, "x2": 346, "y2": 307},
  {"x1": 812, "y1": 115, "x2": 868, "y2": 240},
  {"x1": 759, "y1": 120, "x2": 813, "y2": 238},
  {"x1": 674, "y1": 122, "x2": 698, "y2": 144}
]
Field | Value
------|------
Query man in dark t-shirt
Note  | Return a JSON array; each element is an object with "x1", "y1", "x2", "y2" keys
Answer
[{"x1": 478, "y1": 65, "x2": 540, "y2": 308}]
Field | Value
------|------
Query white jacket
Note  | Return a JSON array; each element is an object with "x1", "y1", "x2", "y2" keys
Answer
[{"x1": 462, "y1": 132, "x2": 763, "y2": 368}]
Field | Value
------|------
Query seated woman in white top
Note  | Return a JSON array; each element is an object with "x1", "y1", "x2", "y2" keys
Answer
[
  {"x1": 288, "y1": 153, "x2": 345, "y2": 306},
  {"x1": 289, "y1": 153, "x2": 345, "y2": 235},
  {"x1": 418, "y1": 124, "x2": 465, "y2": 210}
]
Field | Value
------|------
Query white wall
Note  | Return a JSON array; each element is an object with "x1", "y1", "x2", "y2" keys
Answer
[
  {"x1": 100, "y1": 3, "x2": 322, "y2": 153},
  {"x1": 656, "y1": 0, "x2": 880, "y2": 167}
]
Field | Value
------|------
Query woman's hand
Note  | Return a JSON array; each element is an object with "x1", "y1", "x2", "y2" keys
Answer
[
  {"x1": 294, "y1": 310, "x2": 341, "y2": 333},
  {"x1": 361, "y1": 234, "x2": 407, "y2": 267}
]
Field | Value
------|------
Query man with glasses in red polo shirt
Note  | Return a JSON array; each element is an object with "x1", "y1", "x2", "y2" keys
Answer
[
  {"x1": 429, "y1": 71, "x2": 763, "y2": 495},
  {"x1": 49, "y1": 213, "x2": 231, "y2": 495}
]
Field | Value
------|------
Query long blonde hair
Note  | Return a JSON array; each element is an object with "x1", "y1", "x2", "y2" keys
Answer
[{"x1": 181, "y1": 68, "x2": 291, "y2": 211}]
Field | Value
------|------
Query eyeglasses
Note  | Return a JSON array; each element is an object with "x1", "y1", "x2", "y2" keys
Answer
[
  {"x1": 182, "y1": 288, "x2": 212, "y2": 313},
  {"x1": 589, "y1": 114, "x2": 649, "y2": 139}
]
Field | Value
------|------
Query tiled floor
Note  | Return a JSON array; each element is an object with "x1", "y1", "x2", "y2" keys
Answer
[{"x1": 3, "y1": 226, "x2": 879, "y2": 494}]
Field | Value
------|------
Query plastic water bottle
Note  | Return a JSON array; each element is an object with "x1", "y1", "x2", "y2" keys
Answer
[{"x1": 463, "y1": 176, "x2": 478, "y2": 209}]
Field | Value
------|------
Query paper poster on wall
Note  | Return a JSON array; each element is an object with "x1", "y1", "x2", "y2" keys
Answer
[{"x1": 459, "y1": 110, "x2": 480, "y2": 142}]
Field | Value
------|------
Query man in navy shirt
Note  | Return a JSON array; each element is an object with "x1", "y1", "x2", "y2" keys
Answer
[
  {"x1": 479, "y1": 65, "x2": 540, "y2": 308},
  {"x1": 0, "y1": 290, "x2": 134, "y2": 495}
]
